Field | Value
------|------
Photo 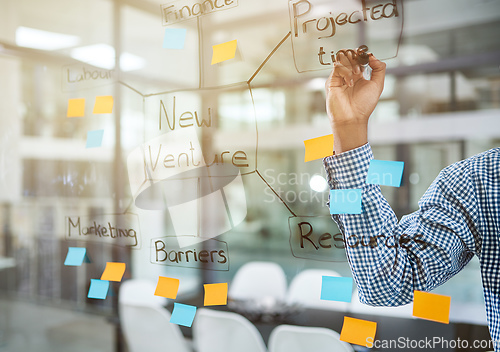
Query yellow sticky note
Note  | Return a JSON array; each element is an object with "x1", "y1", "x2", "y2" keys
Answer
[
  {"x1": 211, "y1": 40, "x2": 237, "y2": 65},
  {"x1": 304, "y1": 134, "x2": 334, "y2": 162},
  {"x1": 412, "y1": 290, "x2": 451, "y2": 324},
  {"x1": 67, "y1": 98, "x2": 85, "y2": 117},
  {"x1": 100, "y1": 262, "x2": 126, "y2": 282},
  {"x1": 204, "y1": 283, "x2": 228, "y2": 306},
  {"x1": 154, "y1": 276, "x2": 180, "y2": 299},
  {"x1": 340, "y1": 316, "x2": 377, "y2": 347},
  {"x1": 93, "y1": 95, "x2": 114, "y2": 114}
]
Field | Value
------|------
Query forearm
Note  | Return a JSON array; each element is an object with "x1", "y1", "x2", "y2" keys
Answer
[
  {"x1": 324, "y1": 144, "x2": 416, "y2": 305},
  {"x1": 331, "y1": 122, "x2": 368, "y2": 154},
  {"x1": 323, "y1": 144, "x2": 477, "y2": 306},
  {"x1": 341, "y1": 184, "x2": 425, "y2": 306}
]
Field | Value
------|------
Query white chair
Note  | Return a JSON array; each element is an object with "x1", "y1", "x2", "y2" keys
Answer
[
  {"x1": 349, "y1": 289, "x2": 414, "y2": 318},
  {"x1": 229, "y1": 262, "x2": 287, "y2": 301},
  {"x1": 268, "y1": 325, "x2": 354, "y2": 352},
  {"x1": 193, "y1": 308, "x2": 268, "y2": 352},
  {"x1": 119, "y1": 279, "x2": 167, "y2": 307},
  {"x1": 287, "y1": 269, "x2": 350, "y2": 311},
  {"x1": 120, "y1": 304, "x2": 192, "y2": 352},
  {"x1": 119, "y1": 279, "x2": 192, "y2": 352}
]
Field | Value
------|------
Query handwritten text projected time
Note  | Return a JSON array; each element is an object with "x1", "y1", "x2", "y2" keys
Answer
[{"x1": 288, "y1": 0, "x2": 403, "y2": 73}]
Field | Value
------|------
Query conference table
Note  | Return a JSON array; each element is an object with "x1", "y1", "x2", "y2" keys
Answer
[{"x1": 177, "y1": 294, "x2": 491, "y2": 352}]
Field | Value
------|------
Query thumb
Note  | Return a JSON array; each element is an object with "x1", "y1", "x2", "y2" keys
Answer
[
  {"x1": 325, "y1": 64, "x2": 345, "y2": 93},
  {"x1": 369, "y1": 54, "x2": 386, "y2": 90}
]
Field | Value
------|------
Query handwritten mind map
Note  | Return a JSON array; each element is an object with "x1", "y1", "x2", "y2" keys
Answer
[
  {"x1": 143, "y1": 84, "x2": 256, "y2": 174},
  {"x1": 56, "y1": 0, "x2": 455, "y2": 340},
  {"x1": 65, "y1": 213, "x2": 141, "y2": 248},
  {"x1": 151, "y1": 237, "x2": 229, "y2": 271},
  {"x1": 126, "y1": 84, "x2": 254, "y2": 247},
  {"x1": 288, "y1": 0, "x2": 403, "y2": 72},
  {"x1": 161, "y1": 0, "x2": 238, "y2": 26},
  {"x1": 62, "y1": 63, "x2": 115, "y2": 92}
]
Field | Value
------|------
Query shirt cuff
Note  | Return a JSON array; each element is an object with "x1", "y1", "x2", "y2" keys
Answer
[{"x1": 323, "y1": 142, "x2": 374, "y2": 190}]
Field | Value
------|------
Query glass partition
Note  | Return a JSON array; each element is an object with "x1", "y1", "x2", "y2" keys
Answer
[{"x1": 0, "y1": 0, "x2": 499, "y2": 351}]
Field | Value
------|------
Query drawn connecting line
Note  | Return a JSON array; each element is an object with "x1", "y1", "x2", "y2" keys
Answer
[
  {"x1": 68, "y1": 0, "x2": 406, "y2": 216},
  {"x1": 116, "y1": 30, "x2": 298, "y2": 219},
  {"x1": 256, "y1": 170, "x2": 297, "y2": 217}
]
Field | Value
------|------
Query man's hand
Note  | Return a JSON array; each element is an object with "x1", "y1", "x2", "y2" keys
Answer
[{"x1": 325, "y1": 51, "x2": 386, "y2": 154}]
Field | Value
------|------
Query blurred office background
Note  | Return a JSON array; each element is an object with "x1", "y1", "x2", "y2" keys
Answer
[{"x1": 0, "y1": 0, "x2": 499, "y2": 351}]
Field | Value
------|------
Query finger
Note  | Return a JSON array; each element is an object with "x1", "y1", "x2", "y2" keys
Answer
[
  {"x1": 346, "y1": 50, "x2": 361, "y2": 75},
  {"x1": 333, "y1": 62, "x2": 355, "y2": 87},
  {"x1": 336, "y1": 51, "x2": 362, "y2": 84},
  {"x1": 333, "y1": 62, "x2": 353, "y2": 79},
  {"x1": 336, "y1": 50, "x2": 359, "y2": 73},
  {"x1": 326, "y1": 65, "x2": 344, "y2": 90},
  {"x1": 368, "y1": 53, "x2": 386, "y2": 88}
]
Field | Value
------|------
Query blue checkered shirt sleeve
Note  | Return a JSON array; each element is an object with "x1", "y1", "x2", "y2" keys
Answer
[
  {"x1": 323, "y1": 143, "x2": 481, "y2": 306},
  {"x1": 324, "y1": 143, "x2": 500, "y2": 346}
]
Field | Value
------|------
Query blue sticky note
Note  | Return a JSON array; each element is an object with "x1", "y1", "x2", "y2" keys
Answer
[
  {"x1": 86, "y1": 129, "x2": 104, "y2": 148},
  {"x1": 170, "y1": 303, "x2": 197, "y2": 327},
  {"x1": 330, "y1": 189, "x2": 362, "y2": 214},
  {"x1": 64, "y1": 247, "x2": 87, "y2": 266},
  {"x1": 366, "y1": 160, "x2": 404, "y2": 187},
  {"x1": 321, "y1": 276, "x2": 353, "y2": 302},
  {"x1": 88, "y1": 279, "x2": 109, "y2": 299},
  {"x1": 163, "y1": 28, "x2": 187, "y2": 49}
]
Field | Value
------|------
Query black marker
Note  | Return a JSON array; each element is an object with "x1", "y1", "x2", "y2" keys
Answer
[{"x1": 356, "y1": 45, "x2": 372, "y2": 80}]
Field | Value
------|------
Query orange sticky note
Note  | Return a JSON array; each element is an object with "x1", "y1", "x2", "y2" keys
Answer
[
  {"x1": 67, "y1": 98, "x2": 85, "y2": 117},
  {"x1": 211, "y1": 40, "x2": 237, "y2": 65},
  {"x1": 304, "y1": 134, "x2": 334, "y2": 162},
  {"x1": 204, "y1": 283, "x2": 228, "y2": 306},
  {"x1": 412, "y1": 290, "x2": 451, "y2": 324},
  {"x1": 154, "y1": 276, "x2": 180, "y2": 299},
  {"x1": 100, "y1": 262, "x2": 126, "y2": 282},
  {"x1": 93, "y1": 95, "x2": 114, "y2": 114},
  {"x1": 340, "y1": 316, "x2": 377, "y2": 347}
]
